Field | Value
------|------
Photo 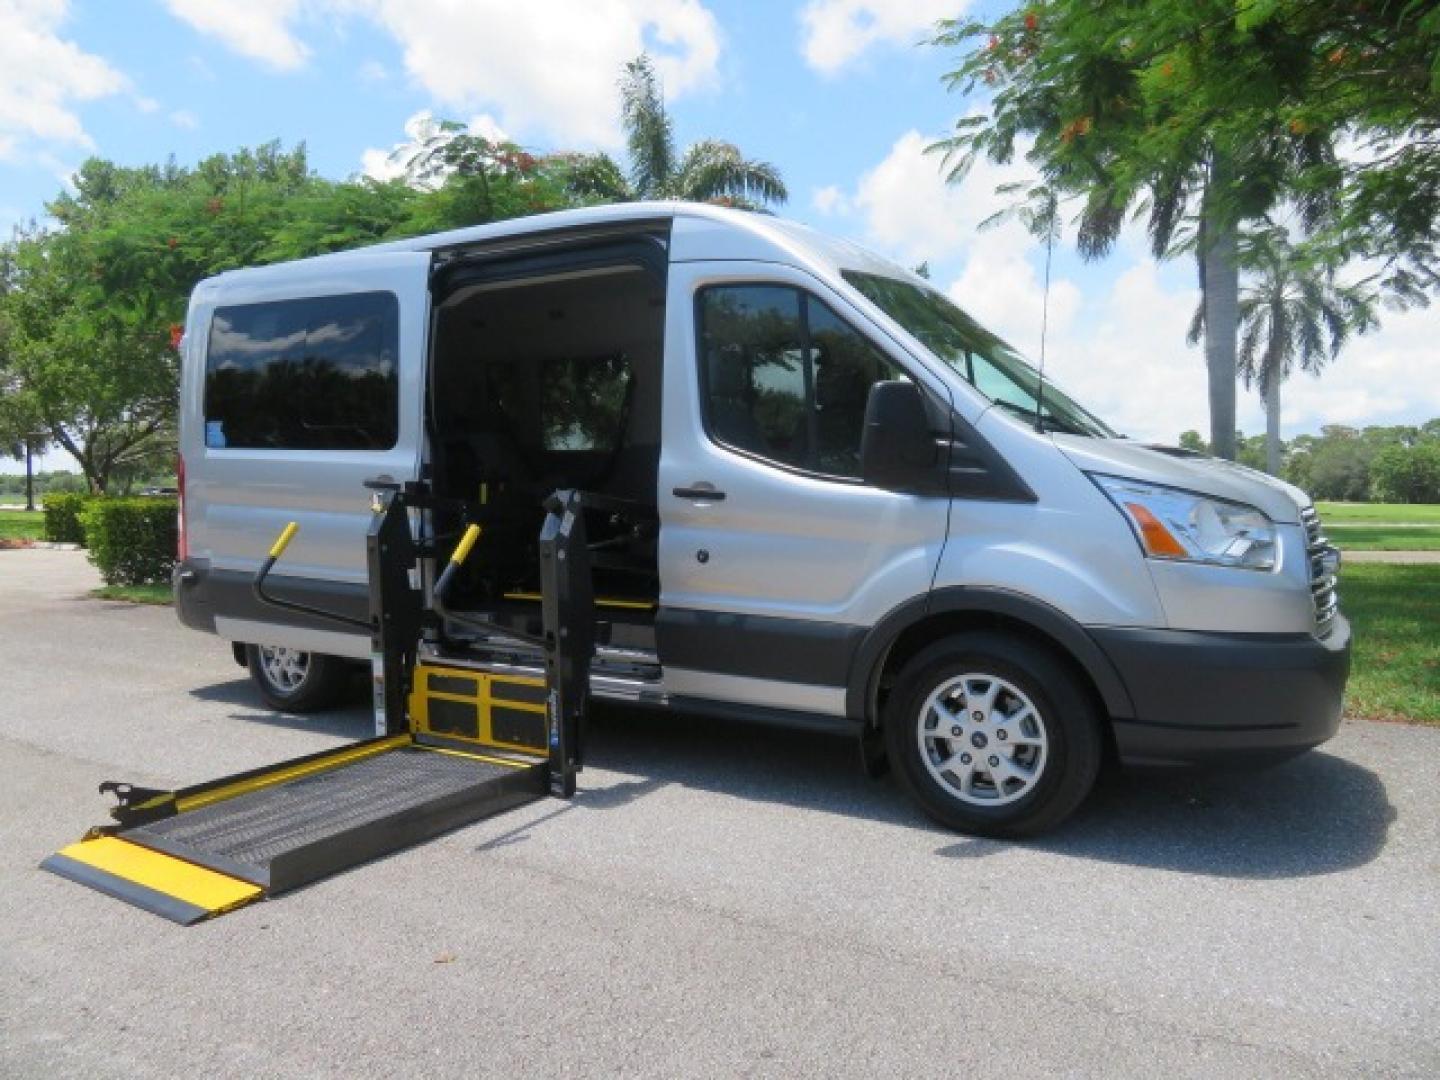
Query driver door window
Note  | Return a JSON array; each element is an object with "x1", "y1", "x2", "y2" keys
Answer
[{"x1": 697, "y1": 284, "x2": 902, "y2": 480}]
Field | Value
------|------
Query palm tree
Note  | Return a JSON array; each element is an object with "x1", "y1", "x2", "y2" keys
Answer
[
  {"x1": 1189, "y1": 225, "x2": 1375, "y2": 475},
  {"x1": 931, "y1": 9, "x2": 1342, "y2": 462},
  {"x1": 569, "y1": 55, "x2": 787, "y2": 210}
]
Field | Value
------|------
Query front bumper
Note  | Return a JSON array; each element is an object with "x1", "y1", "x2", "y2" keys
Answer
[{"x1": 1094, "y1": 616, "x2": 1351, "y2": 767}]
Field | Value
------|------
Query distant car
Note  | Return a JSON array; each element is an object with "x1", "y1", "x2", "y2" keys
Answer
[{"x1": 140, "y1": 486, "x2": 179, "y2": 496}]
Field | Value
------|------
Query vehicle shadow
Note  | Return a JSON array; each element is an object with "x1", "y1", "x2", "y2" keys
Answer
[
  {"x1": 937, "y1": 752, "x2": 1396, "y2": 879},
  {"x1": 189, "y1": 677, "x2": 1396, "y2": 880},
  {"x1": 189, "y1": 677, "x2": 374, "y2": 740},
  {"x1": 586, "y1": 707, "x2": 1396, "y2": 880}
]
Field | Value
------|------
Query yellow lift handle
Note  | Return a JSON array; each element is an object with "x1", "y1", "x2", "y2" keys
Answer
[
  {"x1": 269, "y1": 521, "x2": 300, "y2": 559},
  {"x1": 434, "y1": 524, "x2": 483, "y2": 606},
  {"x1": 451, "y1": 523, "x2": 482, "y2": 567}
]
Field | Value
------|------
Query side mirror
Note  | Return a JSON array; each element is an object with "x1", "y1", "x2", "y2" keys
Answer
[{"x1": 860, "y1": 380, "x2": 939, "y2": 492}]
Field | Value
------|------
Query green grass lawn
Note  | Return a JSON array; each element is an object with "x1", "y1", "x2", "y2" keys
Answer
[
  {"x1": 89, "y1": 584, "x2": 172, "y2": 605},
  {"x1": 1315, "y1": 502, "x2": 1440, "y2": 550},
  {"x1": 1340, "y1": 563, "x2": 1440, "y2": 725},
  {"x1": 0, "y1": 508, "x2": 45, "y2": 541},
  {"x1": 1327, "y1": 526, "x2": 1440, "y2": 551},
  {"x1": 1317, "y1": 501, "x2": 1440, "y2": 524}
]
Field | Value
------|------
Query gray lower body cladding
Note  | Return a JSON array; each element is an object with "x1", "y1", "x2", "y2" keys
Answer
[
  {"x1": 1095, "y1": 617, "x2": 1351, "y2": 767},
  {"x1": 174, "y1": 559, "x2": 368, "y2": 637}
]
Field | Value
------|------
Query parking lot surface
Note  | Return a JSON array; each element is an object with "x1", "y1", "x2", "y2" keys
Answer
[{"x1": 1, "y1": 549, "x2": 1437, "y2": 1078}]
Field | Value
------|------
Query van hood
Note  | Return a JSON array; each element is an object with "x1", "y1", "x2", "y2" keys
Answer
[{"x1": 1051, "y1": 435, "x2": 1308, "y2": 524}]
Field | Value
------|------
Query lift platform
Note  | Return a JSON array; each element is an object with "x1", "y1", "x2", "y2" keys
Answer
[{"x1": 42, "y1": 486, "x2": 596, "y2": 924}]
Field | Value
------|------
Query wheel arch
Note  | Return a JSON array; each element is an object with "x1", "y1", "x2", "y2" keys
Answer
[{"x1": 846, "y1": 587, "x2": 1136, "y2": 730}]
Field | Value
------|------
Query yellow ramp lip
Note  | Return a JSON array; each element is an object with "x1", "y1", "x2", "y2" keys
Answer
[{"x1": 41, "y1": 837, "x2": 263, "y2": 925}]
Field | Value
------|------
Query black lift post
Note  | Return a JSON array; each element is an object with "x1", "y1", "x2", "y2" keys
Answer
[{"x1": 538, "y1": 490, "x2": 596, "y2": 798}]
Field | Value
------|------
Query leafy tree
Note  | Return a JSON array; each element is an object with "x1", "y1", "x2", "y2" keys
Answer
[
  {"x1": 1190, "y1": 224, "x2": 1375, "y2": 475},
  {"x1": 569, "y1": 55, "x2": 788, "y2": 210},
  {"x1": 1371, "y1": 443, "x2": 1440, "y2": 503},
  {"x1": 1288, "y1": 425, "x2": 1374, "y2": 500},
  {"x1": 932, "y1": 2, "x2": 1440, "y2": 461},
  {"x1": 0, "y1": 143, "x2": 421, "y2": 492},
  {"x1": 1186, "y1": 1, "x2": 1440, "y2": 304},
  {"x1": 383, "y1": 116, "x2": 577, "y2": 231},
  {"x1": 1177, "y1": 429, "x2": 1208, "y2": 453},
  {"x1": 1, "y1": 227, "x2": 176, "y2": 493},
  {"x1": 934, "y1": 3, "x2": 1341, "y2": 460}
]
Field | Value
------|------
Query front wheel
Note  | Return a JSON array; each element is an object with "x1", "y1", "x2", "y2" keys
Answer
[
  {"x1": 245, "y1": 644, "x2": 350, "y2": 713},
  {"x1": 884, "y1": 633, "x2": 1102, "y2": 838}
]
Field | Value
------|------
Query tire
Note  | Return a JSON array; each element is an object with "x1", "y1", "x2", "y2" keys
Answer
[
  {"x1": 883, "y1": 632, "x2": 1102, "y2": 838},
  {"x1": 245, "y1": 644, "x2": 350, "y2": 713}
]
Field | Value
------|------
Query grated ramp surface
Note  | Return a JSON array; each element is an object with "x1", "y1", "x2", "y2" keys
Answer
[{"x1": 127, "y1": 748, "x2": 513, "y2": 872}]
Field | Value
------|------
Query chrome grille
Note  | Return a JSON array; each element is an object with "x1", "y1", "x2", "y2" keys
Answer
[{"x1": 1301, "y1": 505, "x2": 1339, "y2": 635}]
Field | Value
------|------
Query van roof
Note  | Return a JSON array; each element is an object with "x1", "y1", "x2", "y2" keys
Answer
[{"x1": 202, "y1": 200, "x2": 914, "y2": 286}]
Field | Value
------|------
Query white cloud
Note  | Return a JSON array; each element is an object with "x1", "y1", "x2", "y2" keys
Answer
[
  {"x1": 358, "y1": 59, "x2": 388, "y2": 83},
  {"x1": 0, "y1": 0, "x2": 129, "y2": 160},
  {"x1": 1040, "y1": 262, "x2": 1211, "y2": 443},
  {"x1": 361, "y1": 109, "x2": 435, "y2": 183},
  {"x1": 358, "y1": 0, "x2": 721, "y2": 147},
  {"x1": 852, "y1": 128, "x2": 1051, "y2": 267},
  {"x1": 169, "y1": 109, "x2": 199, "y2": 131},
  {"x1": 360, "y1": 110, "x2": 510, "y2": 185},
  {"x1": 812, "y1": 184, "x2": 849, "y2": 216},
  {"x1": 1278, "y1": 302, "x2": 1439, "y2": 435},
  {"x1": 799, "y1": 0, "x2": 961, "y2": 75},
  {"x1": 163, "y1": 1, "x2": 722, "y2": 148},
  {"x1": 946, "y1": 234, "x2": 1082, "y2": 355},
  {"x1": 466, "y1": 113, "x2": 509, "y2": 145},
  {"x1": 163, "y1": 0, "x2": 309, "y2": 71}
]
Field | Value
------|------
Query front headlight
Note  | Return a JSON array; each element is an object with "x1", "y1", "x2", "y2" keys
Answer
[{"x1": 1090, "y1": 475, "x2": 1277, "y2": 570}]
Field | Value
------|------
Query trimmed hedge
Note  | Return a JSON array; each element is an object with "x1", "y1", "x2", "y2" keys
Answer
[
  {"x1": 80, "y1": 498, "x2": 178, "y2": 586},
  {"x1": 43, "y1": 492, "x2": 93, "y2": 545}
]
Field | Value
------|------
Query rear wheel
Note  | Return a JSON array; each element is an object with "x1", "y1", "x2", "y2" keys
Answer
[
  {"x1": 246, "y1": 644, "x2": 349, "y2": 713},
  {"x1": 884, "y1": 632, "x2": 1102, "y2": 837}
]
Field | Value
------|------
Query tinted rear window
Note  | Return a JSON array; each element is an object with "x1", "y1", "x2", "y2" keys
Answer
[{"x1": 204, "y1": 292, "x2": 400, "y2": 450}]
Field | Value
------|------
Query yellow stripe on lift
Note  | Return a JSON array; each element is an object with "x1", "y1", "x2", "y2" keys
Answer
[
  {"x1": 416, "y1": 744, "x2": 536, "y2": 768},
  {"x1": 176, "y1": 734, "x2": 412, "y2": 813},
  {"x1": 502, "y1": 591, "x2": 656, "y2": 611},
  {"x1": 53, "y1": 837, "x2": 261, "y2": 915}
]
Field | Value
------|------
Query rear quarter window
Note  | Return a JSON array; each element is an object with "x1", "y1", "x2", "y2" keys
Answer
[{"x1": 203, "y1": 291, "x2": 400, "y2": 450}]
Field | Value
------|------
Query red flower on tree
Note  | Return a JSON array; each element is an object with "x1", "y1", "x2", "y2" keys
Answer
[{"x1": 169, "y1": 324, "x2": 184, "y2": 351}]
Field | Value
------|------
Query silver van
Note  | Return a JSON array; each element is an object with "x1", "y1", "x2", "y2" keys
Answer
[{"x1": 174, "y1": 202, "x2": 1350, "y2": 836}]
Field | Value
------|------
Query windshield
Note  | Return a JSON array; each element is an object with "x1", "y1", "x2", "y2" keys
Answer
[{"x1": 842, "y1": 270, "x2": 1117, "y2": 438}]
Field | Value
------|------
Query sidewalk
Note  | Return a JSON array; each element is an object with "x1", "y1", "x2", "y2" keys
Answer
[{"x1": 1341, "y1": 550, "x2": 1440, "y2": 564}]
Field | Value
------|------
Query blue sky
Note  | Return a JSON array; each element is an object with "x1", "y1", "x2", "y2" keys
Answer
[{"x1": 3, "y1": 0, "x2": 1435, "y2": 475}]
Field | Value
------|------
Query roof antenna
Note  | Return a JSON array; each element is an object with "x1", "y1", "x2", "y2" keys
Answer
[{"x1": 1034, "y1": 188, "x2": 1056, "y2": 434}]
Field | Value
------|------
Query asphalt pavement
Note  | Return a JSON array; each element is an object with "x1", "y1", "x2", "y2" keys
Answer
[{"x1": 1, "y1": 549, "x2": 1436, "y2": 1078}]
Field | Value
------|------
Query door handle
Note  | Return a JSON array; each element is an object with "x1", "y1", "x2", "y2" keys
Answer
[{"x1": 672, "y1": 484, "x2": 727, "y2": 501}]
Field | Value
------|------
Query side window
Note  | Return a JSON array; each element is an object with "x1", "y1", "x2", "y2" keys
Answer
[
  {"x1": 697, "y1": 285, "x2": 903, "y2": 479},
  {"x1": 204, "y1": 291, "x2": 399, "y2": 450}
]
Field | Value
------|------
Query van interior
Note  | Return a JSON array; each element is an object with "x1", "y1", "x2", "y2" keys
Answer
[{"x1": 428, "y1": 256, "x2": 666, "y2": 649}]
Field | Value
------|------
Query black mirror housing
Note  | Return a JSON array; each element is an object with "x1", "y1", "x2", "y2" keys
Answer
[{"x1": 860, "y1": 380, "x2": 939, "y2": 492}]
